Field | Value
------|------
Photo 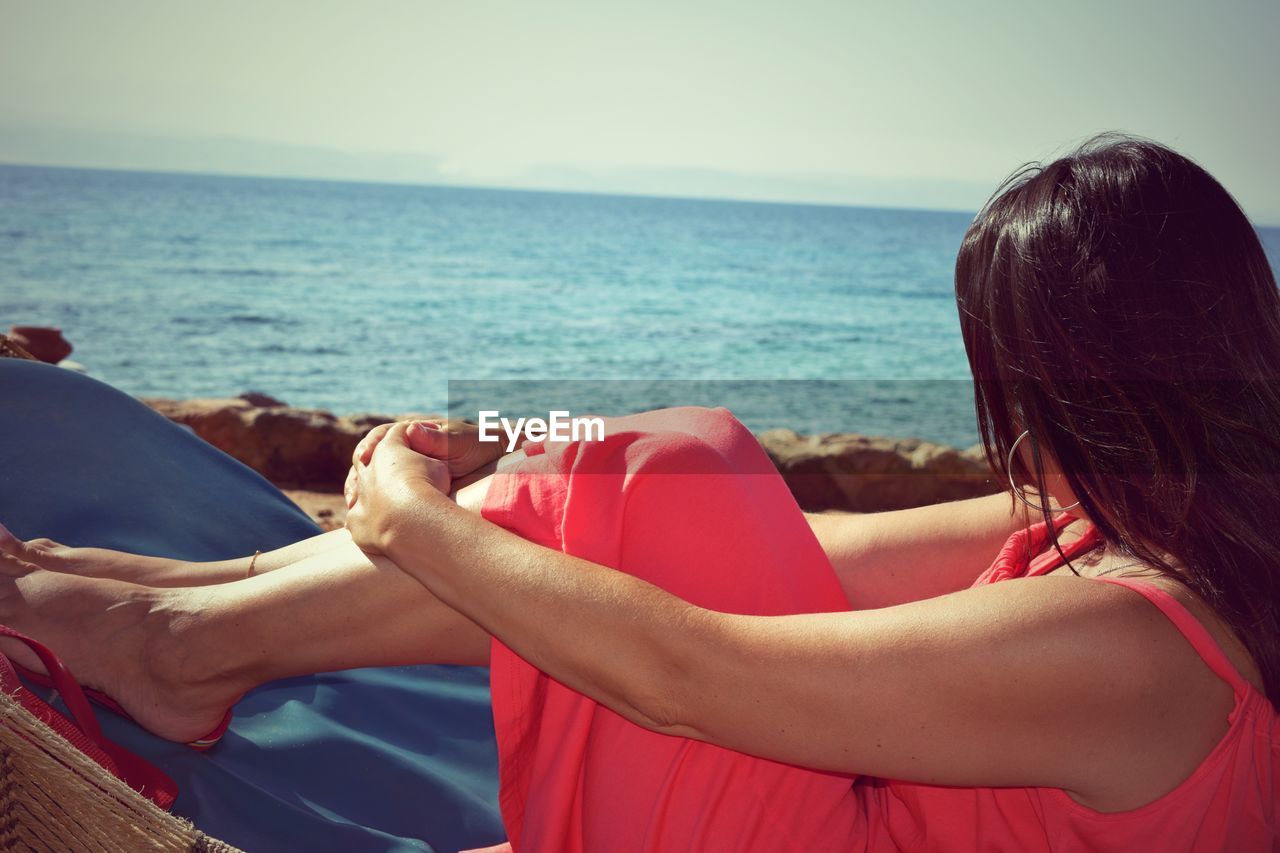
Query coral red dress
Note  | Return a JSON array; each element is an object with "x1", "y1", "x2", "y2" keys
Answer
[{"x1": 473, "y1": 407, "x2": 1278, "y2": 851}]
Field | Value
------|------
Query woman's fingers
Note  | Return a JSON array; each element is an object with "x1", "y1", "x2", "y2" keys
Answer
[
  {"x1": 363, "y1": 418, "x2": 504, "y2": 483},
  {"x1": 344, "y1": 465, "x2": 359, "y2": 509},
  {"x1": 354, "y1": 422, "x2": 395, "y2": 467},
  {"x1": 404, "y1": 420, "x2": 446, "y2": 457},
  {"x1": 377, "y1": 422, "x2": 454, "y2": 495},
  {"x1": 0, "y1": 521, "x2": 20, "y2": 556},
  {"x1": 356, "y1": 416, "x2": 450, "y2": 468},
  {"x1": 403, "y1": 419, "x2": 506, "y2": 478},
  {"x1": 345, "y1": 422, "x2": 456, "y2": 554}
]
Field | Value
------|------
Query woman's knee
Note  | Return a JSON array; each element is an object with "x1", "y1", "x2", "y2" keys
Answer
[{"x1": 599, "y1": 416, "x2": 844, "y2": 616}]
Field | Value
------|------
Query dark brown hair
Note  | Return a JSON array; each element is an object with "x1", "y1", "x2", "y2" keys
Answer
[{"x1": 955, "y1": 134, "x2": 1280, "y2": 703}]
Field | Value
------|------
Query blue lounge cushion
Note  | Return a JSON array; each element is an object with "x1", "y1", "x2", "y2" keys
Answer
[{"x1": 0, "y1": 359, "x2": 504, "y2": 852}]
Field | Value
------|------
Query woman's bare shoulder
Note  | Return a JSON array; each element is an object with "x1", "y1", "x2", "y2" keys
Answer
[{"x1": 995, "y1": 574, "x2": 1245, "y2": 810}]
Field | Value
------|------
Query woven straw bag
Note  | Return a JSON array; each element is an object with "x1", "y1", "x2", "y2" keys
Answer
[{"x1": 0, "y1": 686, "x2": 240, "y2": 851}]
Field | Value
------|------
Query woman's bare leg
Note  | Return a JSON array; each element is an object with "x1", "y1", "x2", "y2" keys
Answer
[
  {"x1": 10, "y1": 527, "x2": 361, "y2": 587},
  {"x1": 4, "y1": 455, "x2": 510, "y2": 588},
  {"x1": 0, "y1": 474, "x2": 501, "y2": 744}
]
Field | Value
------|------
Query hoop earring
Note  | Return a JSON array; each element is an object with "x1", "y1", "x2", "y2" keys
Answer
[{"x1": 1007, "y1": 429, "x2": 1080, "y2": 513}]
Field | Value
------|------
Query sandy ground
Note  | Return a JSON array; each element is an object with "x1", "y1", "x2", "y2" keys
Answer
[{"x1": 282, "y1": 489, "x2": 348, "y2": 531}]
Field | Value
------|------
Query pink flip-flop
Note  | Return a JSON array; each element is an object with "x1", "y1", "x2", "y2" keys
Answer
[
  {"x1": 0, "y1": 525, "x2": 232, "y2": 750},
  {"x1": 1, "y1": 624, "x2": 180, "y2": 808},
  {"x1": 11, "y1": 658, "x2": 232, "y2": 751}
]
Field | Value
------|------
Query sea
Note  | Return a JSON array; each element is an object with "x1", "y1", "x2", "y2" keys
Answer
[{"x1": 2, "y1": 164, "x2": 1278, "y2": 449}]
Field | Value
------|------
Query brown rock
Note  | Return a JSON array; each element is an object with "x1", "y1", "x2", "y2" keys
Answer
[
  {"x1": 237, "y1": 391, "x2": 288, "y2": 408},
  {"x1": 9, "y1": 326, "x2": 72, "y2": 364},
  {"x1": 143, "y1": 397, "x2": 439, "y2": 489},
  {"x1": 759, "y1": 429, "x2": 999, "y2": 512},
  {"x1": 0, "y1": 333, "x2": 39, "y2": 361},
  {"x1": 142, "y1": 396, "x2": 998, "y2": 514}
]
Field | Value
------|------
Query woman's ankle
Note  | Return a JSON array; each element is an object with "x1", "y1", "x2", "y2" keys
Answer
[{"x1": 146, "y1": 587, "x2": 257, "y2": 704}]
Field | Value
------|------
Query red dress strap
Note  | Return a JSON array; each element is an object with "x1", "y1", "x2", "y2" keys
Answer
[
  {"x1": 1026, "y1": 522, "x2": 1103, "y2": 575},
  {"x1": 980, "y1": 512, "x2": 1100, "y2": 584},
  {"x1": 1090, "y1": 576, "x2": 1254, "y2": 698}
]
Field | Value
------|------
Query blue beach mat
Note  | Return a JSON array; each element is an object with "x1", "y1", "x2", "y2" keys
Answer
[{"x1": 0, "y1": 359, "x2": 504, "y2": 852}]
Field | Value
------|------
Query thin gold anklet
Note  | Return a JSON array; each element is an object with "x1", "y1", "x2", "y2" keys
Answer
[{"x1": 247, "y1": 550, "x2": 261, "y2": 578}]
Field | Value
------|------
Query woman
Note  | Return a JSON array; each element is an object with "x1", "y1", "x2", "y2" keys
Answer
[{"x1": 1, "y1": 136, "x2": 1276, "y2": 850}]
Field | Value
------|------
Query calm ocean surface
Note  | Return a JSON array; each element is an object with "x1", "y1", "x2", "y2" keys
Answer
[{"x1": 3, "y1": 164, "x2": 1278, "y2": 447}]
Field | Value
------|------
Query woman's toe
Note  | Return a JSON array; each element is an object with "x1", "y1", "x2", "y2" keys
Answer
[
  {"x1": 0, "y1": 521, "x2": 21, "y2": 555},
  {"x1": 0, "y1": 524, "x2": 60, "y2": 563},
  {"x1": 0, "y1": 551, "x2": 36, "y2": 578}
]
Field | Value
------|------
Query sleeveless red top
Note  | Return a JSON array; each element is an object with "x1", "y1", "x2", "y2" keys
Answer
[
  {"x1": 855, "y1": 514, "x2": 1280, "y2": 851},
  {"x1": 470, "y1": 410, "x2": 1277, "y2": 851}
]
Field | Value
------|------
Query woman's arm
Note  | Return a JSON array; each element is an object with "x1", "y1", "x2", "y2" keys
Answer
[
  {"x1": 807, "y1": 493, "x2": 1029, "y2": 609},
  {"x1": 373, "y1": 490, "x2": 1197, "y2": 807},
  {"x1": 356, "y1": 418, "x2": 1027, "y2": 610}
]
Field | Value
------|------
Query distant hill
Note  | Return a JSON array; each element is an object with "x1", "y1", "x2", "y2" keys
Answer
[{"x1": 0, "y1": 122, "x2": 994, "y2": 214}]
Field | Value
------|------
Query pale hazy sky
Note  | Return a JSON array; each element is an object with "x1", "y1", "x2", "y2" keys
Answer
[{"x1": 2, "y1": 0, "x2": 1278, "y2": 220}]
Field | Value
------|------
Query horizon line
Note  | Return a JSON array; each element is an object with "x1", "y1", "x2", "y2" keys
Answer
[
  {"x1": 3, "y1": 158, "x2": 1279, "y2": 230},
  {"x1": 0, "y1": 158, "x2": 988, "y2": 220}
]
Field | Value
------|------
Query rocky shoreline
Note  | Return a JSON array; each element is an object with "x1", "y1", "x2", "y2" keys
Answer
[
  {"x1": 142, "y1": 395, "x2": 1001, "y2": 529},
  {"x1": 2, "y1": 327, "x2": 1001, "y2": 525}
]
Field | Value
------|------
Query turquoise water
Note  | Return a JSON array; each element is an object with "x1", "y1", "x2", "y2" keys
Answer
[{"x1": 3, "y1": 164, "x2": 1278, "y2": 447}]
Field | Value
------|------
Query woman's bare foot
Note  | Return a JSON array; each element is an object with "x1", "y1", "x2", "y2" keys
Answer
[
  {"x1": 0, "y1": 546, "x2": 244, "y2": 744},
  {"x1": 0, "y1": 521, "x2": 240, "y2": 587}
]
